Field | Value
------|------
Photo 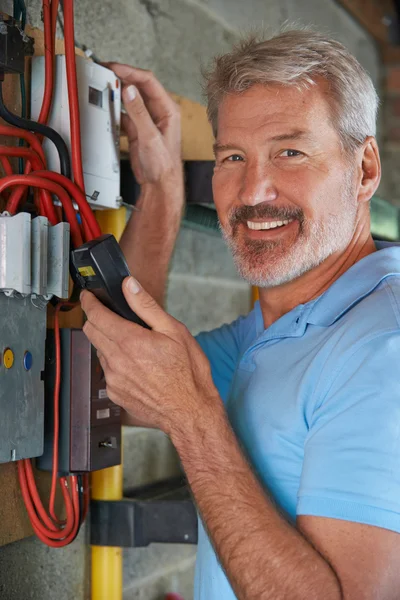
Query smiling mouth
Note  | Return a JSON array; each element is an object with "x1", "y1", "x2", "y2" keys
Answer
[{"x1": 246, "y1": 219, "x2": 294, "y2": 231}]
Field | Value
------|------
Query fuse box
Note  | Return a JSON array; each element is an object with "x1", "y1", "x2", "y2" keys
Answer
[{"x1": 31, "y1": 55, "x2": 122, "y2": 210}]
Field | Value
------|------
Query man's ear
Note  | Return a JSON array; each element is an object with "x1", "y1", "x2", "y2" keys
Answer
[{"x1": 357, "y1": 136, "x2": 381, "y2": 204}]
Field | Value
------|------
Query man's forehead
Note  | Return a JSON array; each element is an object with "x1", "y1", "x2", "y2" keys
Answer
[
  {"x1": 219, "y1": 81, "x2": 329, "y2": 112},
  {"x1": 216, "y1": 83, "x2": 334, "y2": 143}
]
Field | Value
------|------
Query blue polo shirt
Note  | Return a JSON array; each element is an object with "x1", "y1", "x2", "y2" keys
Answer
[{"x1": 194, "y1": 243, "x2": 400, "y2": 599}]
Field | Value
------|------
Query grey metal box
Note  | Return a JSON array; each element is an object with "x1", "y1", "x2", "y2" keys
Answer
[{"x1": 0, "y1": 294, "x2": 46, "y2": 463}]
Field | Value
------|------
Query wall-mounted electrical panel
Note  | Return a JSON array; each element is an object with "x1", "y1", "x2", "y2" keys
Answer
[
  {"x1": 37, "y1": 329, "x2": 121, "y2": 475},
  {"x1": 0, "y1": 212, "x2": 70, "y2": 464},
  {"x1": 31, "y1": 56, "x2": 122, "y2": 210}
]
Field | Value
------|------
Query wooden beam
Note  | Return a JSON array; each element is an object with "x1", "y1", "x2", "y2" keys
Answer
[{"x1": 335, "y1": 0, "x2": 395, "y2": 45}]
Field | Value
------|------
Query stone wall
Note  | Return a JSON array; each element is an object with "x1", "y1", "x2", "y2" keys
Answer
[{"x1": 0, "y1": 1, "x2": 380, "y2": 599}]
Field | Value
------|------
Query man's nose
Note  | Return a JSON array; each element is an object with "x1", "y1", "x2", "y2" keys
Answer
[{"x1": 238, "y1": 164, "x2": 278, "y2": 206}]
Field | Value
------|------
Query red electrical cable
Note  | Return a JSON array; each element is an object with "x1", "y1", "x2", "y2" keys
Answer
[
  {"x1": 33, "y1": 170, "x2": 102, "y2": 238},
  {"x1": 0, "y1": 125, "x2": 47, "y2": 163},
  {"x1": 0, "y1": 174, "x2": 83, "y2": 247},
  {"x1": 3, "y1": 0, "x2": 55, "y2": 210},
  {"x1": 63, "y1": 0, "x2": 85, "y2": 193},
  {"x1": 0, "y1": 125, "x2": 49, "y2": 210},
  {"x1": 11, "y1": 0, "x2": 102, "y2": 546},
  {"x1": 37, "y1": 0, "x2": 55, "y2": 127},
  {"x1": 49, "y1": 301, "x2": 72, "y2": 524},
  {"x1": 0, "y1": 156, "x2": 13, "y2": 200},
  {"x1": 5, "y1": 0, "x2": 57, "y2": 213},
  {"x1": 21, "y1": 461, "x2": 75, "y2": 538},
  {"x1": 18, "y1": 461, "x2": 80, "y2": 546},
  {"x1": 51, "y1": 0, "x2": 59, "y2": 53},
  {"x1": 4, "y1": 165, "x2": 101, "y2": 238},
  {"x1": 0, "y1": 155, "x2": 13, "y2": 176},
  {"x1": 17, "y1": 304, "x2": 80, "y2": 547},
  {"x1": 0, "y1": 147, "x2": 58, "y2": 224}
]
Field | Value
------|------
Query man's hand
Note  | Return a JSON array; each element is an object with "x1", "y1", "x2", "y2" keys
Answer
[
  {"x1": 80, "y1": 277, "x2": 219, "y2": 435},
  {"x1": 106, "y1": 63, "x2": 182, "y2": 191},
  {"x1": 103, "y1": 63, "x2": 184, "y2": 305}
]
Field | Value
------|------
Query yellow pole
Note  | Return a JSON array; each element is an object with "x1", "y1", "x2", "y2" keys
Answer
[
  {"x1": 95, "y1": 207, "x2": 127, "y2": 243},
  {"x1": 91, "y1": 207, "x2": 126, "y2": 600}
]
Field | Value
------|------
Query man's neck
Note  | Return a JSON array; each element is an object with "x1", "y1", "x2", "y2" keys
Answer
[{"x1": 258, "y1": 227, "x2": 376, "y2": 329}]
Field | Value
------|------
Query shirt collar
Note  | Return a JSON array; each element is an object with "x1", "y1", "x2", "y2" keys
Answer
[{"x1": 307, "y1": 242, "x2": 400, "y2": 327}]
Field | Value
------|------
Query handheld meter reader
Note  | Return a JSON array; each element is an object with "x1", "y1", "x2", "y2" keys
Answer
[{"x1": 71, "y1": 234, "x2": 149, "y2": 328}]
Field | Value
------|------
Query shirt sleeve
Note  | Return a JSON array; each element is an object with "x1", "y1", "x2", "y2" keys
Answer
[
  {"x1": 196, "y1": 317, "x2": 246, "y2": 403},
  {"x1": 297, "y1": 330, "x2": 400, "y2": 533}
]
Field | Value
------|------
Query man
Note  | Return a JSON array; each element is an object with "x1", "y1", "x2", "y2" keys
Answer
[{"x1": 82, "y1": 30, "x2": 400, "y2": 599}]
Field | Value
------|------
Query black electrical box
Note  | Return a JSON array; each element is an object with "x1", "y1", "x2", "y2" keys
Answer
[
  {"x1": 0, "y1": 15, "x2": 34, "y2": 75},
  {"x1": 71, "y1": 234, "x2": 149, "y2": 327},
  {"x1": 37, "y1": 329, "x2": 121, "y2": 475}
]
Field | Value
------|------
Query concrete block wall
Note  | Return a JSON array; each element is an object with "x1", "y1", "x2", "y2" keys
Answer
[{"x1": 0, "y1": 1, "x2": 380, "y2": 599}]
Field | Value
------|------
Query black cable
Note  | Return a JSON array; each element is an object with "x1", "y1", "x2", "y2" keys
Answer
[
  {"x1": 13, "y1": 0, "x2": 27, "y2": 174},
  {"x1": 0, "y1": 80, "x2": 72, "y2": 179},
  {"x1": 18, "y1": 75, "x2": 27, "y2": 174}
]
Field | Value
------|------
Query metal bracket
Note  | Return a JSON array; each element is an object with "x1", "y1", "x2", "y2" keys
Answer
[{"x1": 90, "y1": 478, "x2": 198, "y2": 547}]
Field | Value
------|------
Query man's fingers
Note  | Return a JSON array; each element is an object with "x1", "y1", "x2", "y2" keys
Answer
[
  {"x1": 121, "y1": 112, "x2": 138, "y2": 143},
  {"x1": 122, "y1": 84, "x2": 161, "y2": 142},
  {"x1": 82, "y1": 320, "x2": 118, "y2": 358},
  {"x1": 108, "y1": 63, "x2": 178, "y2": 124},
  {"x1": 80, "y1": 290, "x2": 139, "y2": 343},
  {"x1": 122, "y1": 277, "x2": 177, "y2": 333}
]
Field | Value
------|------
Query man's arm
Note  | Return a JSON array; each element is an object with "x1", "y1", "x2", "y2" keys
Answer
[
  {"x1": 106, "y1": 65, "x2": 184, "y2": 426},
  {"x1": 119, "y1": 181, "x2": 183, "y2": 307},
  {"x1": 172, "y1": 397, "x2": 400, "y2": 600},
  {"x1": 171, "y1": 400, "x2": 342, "y2": 600},
  {"x1": 108, "y1": 64, "x2": 184, "y2": 306}
]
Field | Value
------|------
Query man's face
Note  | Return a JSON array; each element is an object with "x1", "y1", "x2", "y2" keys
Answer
[{"x1": 212, "y1": 83, "x2": 360, "y2": 288}]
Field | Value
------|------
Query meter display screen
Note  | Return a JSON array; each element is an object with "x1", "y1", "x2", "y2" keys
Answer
[{"x1": 89, "y1": 86, "x2": 103, "y2": 108}]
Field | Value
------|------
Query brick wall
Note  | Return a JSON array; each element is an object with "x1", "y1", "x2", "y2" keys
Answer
[{"x1": 378, "y1": 63, "x2": 400, "y2": 204}]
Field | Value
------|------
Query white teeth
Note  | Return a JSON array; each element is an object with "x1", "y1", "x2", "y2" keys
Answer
[{"x1": 247, "y1": 219, "x2": 293, "y2": 230}]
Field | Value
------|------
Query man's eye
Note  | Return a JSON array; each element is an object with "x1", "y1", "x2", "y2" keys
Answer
[
  {"x1": 225, "y1": 154, "x2": 244, "y2": 162},
  {"x1": 280, "y1": 149, "x2": 302, "y2": 157}
]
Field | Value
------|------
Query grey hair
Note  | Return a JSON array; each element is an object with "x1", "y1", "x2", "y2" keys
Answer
[{"x1": 203, "y1": 29, "x2": 379, "y2": 153}]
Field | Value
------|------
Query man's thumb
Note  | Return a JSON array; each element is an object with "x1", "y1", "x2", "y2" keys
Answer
[{"x1": 122, "y1": 277, "x2": 173, "y2": 331}]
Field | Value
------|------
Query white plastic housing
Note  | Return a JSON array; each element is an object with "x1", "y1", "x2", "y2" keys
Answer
[
  {"x1": 0, "y1": 212, "x2": 70, "y2": 298},
  {"x1": 0, "y1": 212, "x2": 31, "y2": 294},
  {"x1": 31, "y1": 55, "x2": 122, "y2": 210}
]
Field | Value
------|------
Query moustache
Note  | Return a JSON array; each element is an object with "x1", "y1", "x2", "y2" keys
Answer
[{"x1": 228, "y1": 204, "x2": 304, "y2": 230}]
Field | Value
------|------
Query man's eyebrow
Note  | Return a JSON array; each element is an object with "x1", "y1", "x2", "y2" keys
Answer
[
  {"x1": 213, "y1": 131, "x2": 314, "y2": 154},
  {"x1": 213, "y1": 142, "x2": 240, "y2": 155},
  {"x1": 269, "y1": 130, "x2": 313, "y2": 142}
]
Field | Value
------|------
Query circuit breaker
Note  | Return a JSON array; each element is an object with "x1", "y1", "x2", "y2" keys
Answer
[
  {"x1": 31, "y1": 55, "x2": 122, "y2": 210},
  {"x1": 0, "y1": 212, "x2": 70, "y2": 464},
  {"x1": 37, "y1": 329, "x2": 121, "y2": 475}
]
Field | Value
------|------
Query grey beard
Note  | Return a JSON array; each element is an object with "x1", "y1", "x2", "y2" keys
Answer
[{"x1": 220, "y1": 196, "x2": 358, "y2": 289}]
